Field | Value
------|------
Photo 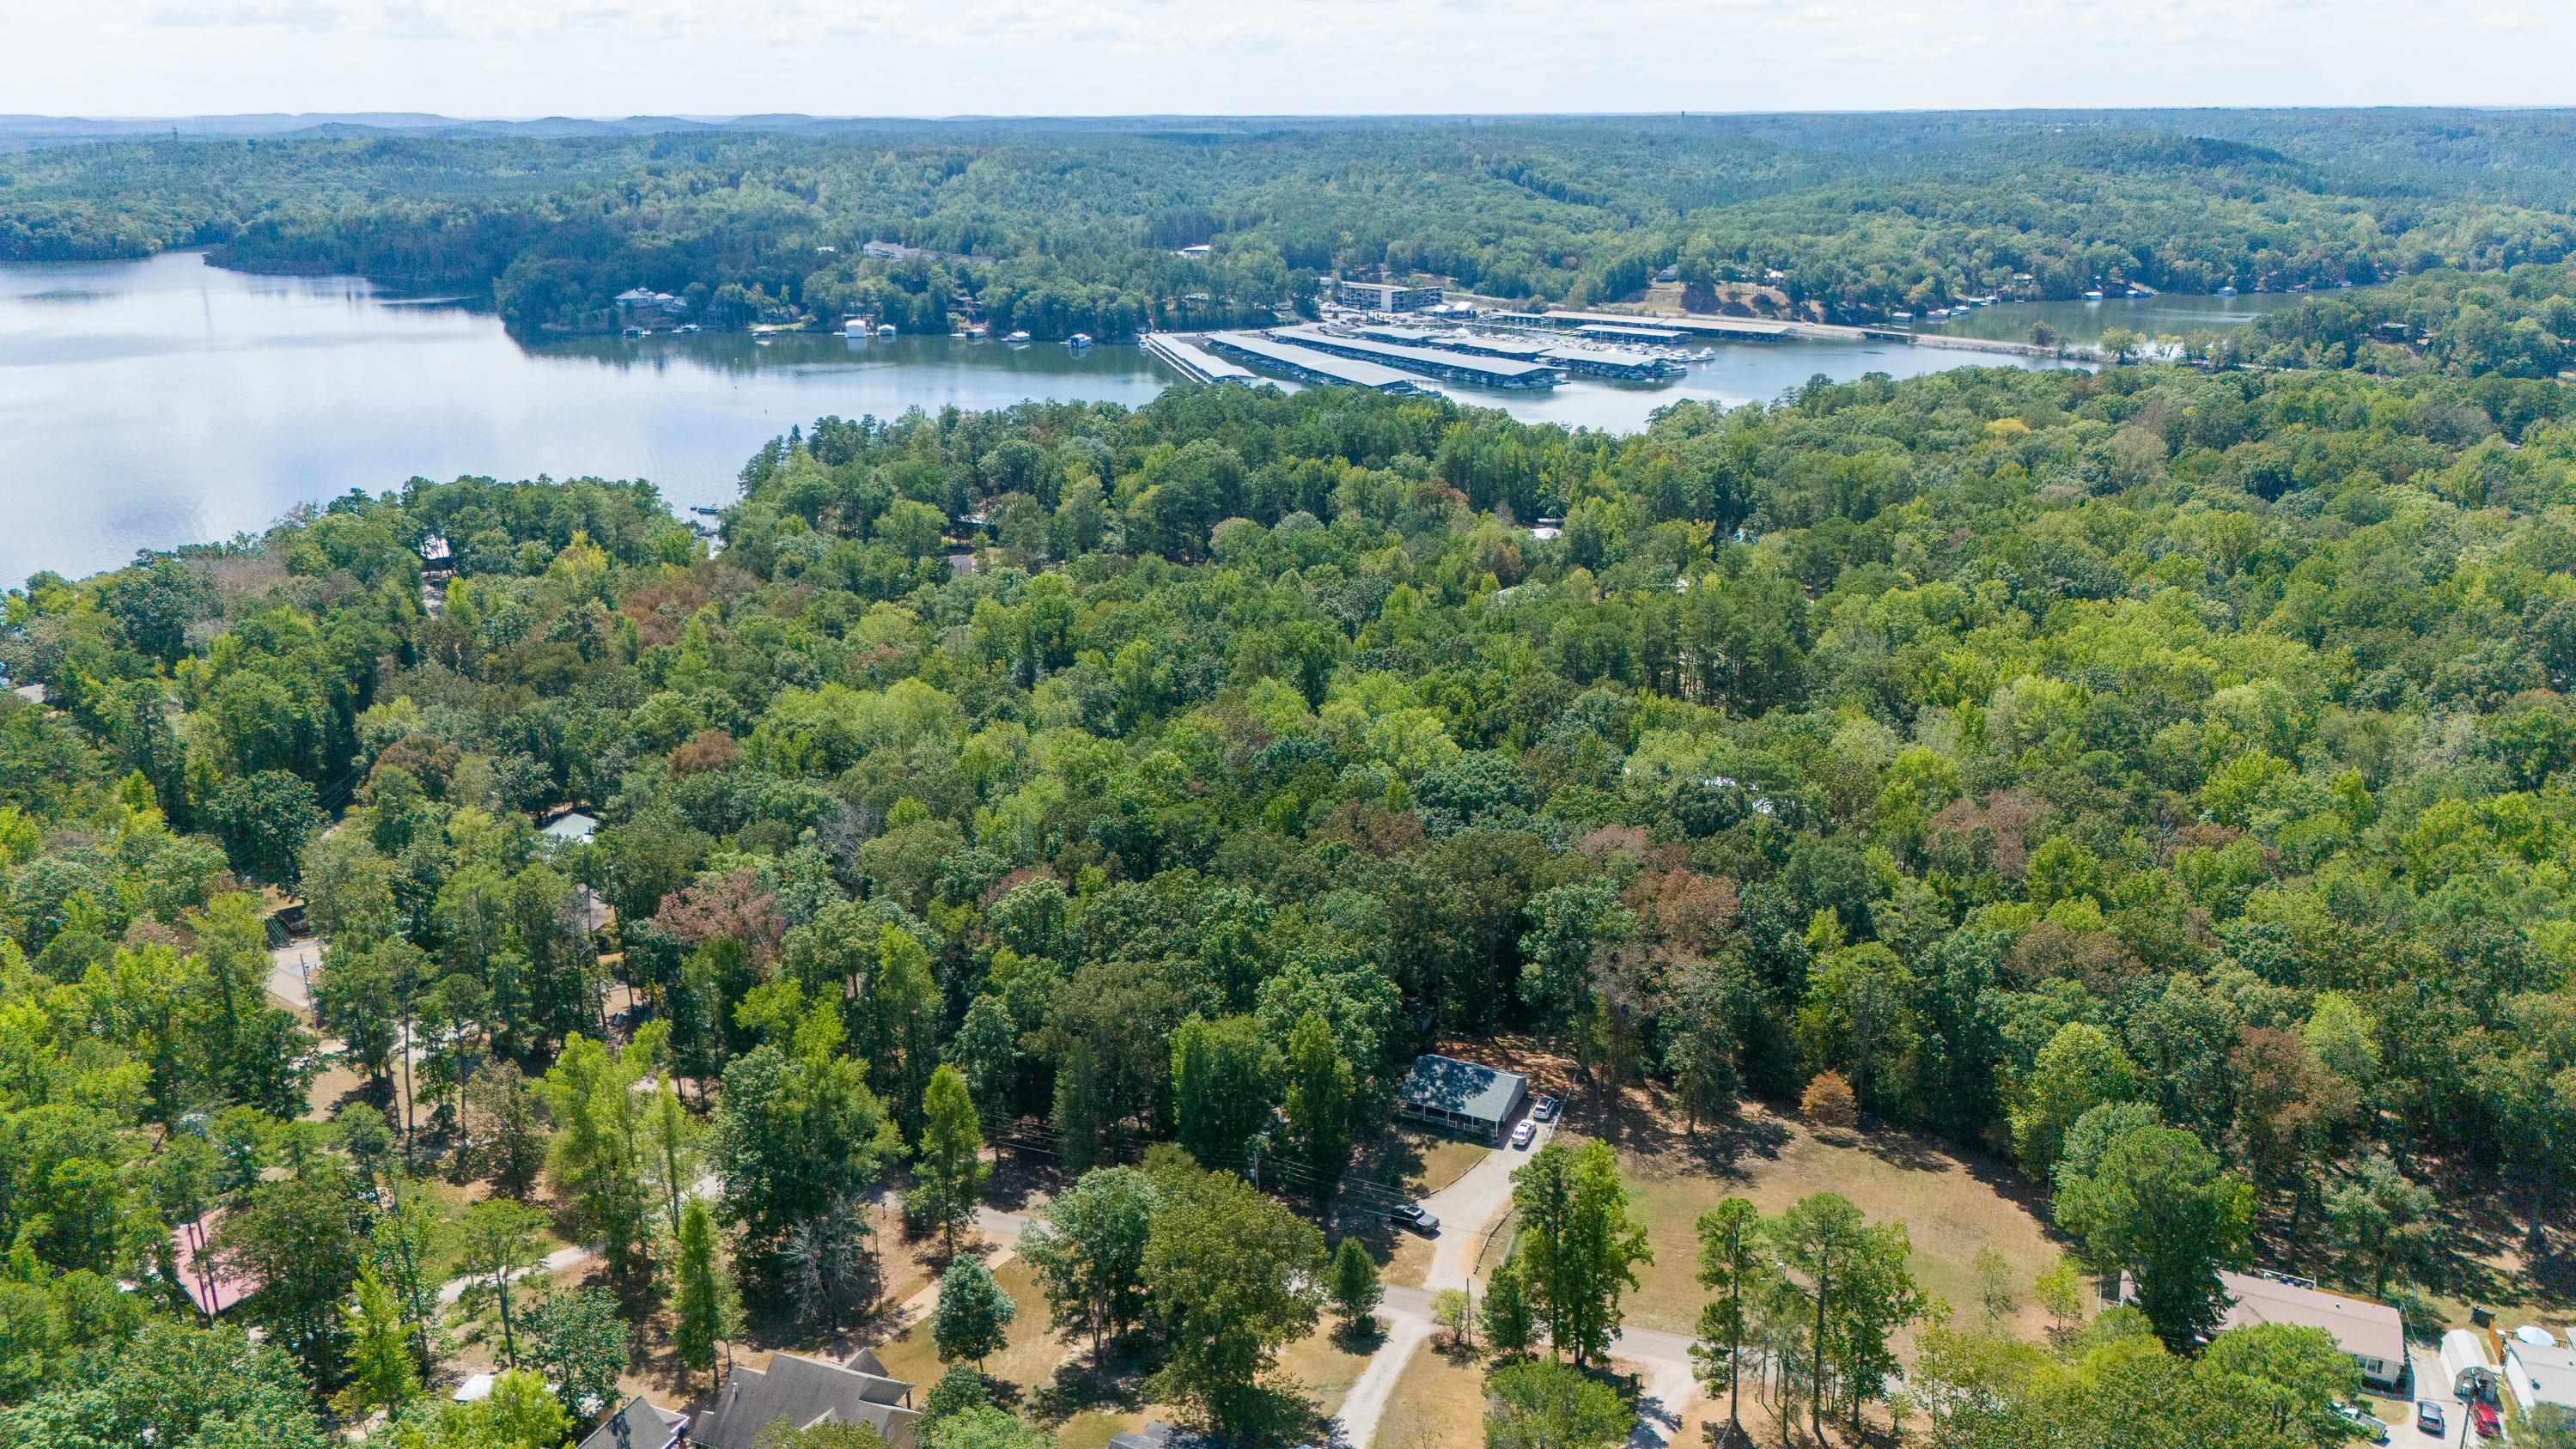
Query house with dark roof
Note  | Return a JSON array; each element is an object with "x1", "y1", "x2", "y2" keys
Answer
[
  {"x1": 690, "y1": 1349, "x2": 919, "y2": 1449},
  {"x1": 578, "y1": 1395, "x2": 687, "y2": 1449},
  {"x1": 1395, "y1": 1053, "x2": 1528, "y2": 1145}
]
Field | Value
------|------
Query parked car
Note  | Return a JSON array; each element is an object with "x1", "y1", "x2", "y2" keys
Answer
[
  {"x1": 1532, "y1": 1094, "x2": 1562, "y2": 1122},
  {"x1": 2334, "y1": 1402, "x2": 2389, "y2": 1444},
  {"x1": 2469, "y1": 1400, "x2": 2500, "y2": 1439},
  {"x1": 1512, "y1": 1118, "x2": 1537, "y2": 1148},
  {"x1": 1388, "y1": 1202, "x2": 1439, "y2": 1235},
  {"x1": 2415, "y1": 1401, "x2": 2445, "y2": 1437}
]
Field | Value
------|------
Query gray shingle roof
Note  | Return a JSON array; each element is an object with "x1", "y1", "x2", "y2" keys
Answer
[
  {"x1": 578, "y1": 1396, "x2": 685, "y2": 1449},
  {"x1": 691, "y1": 1353, "x2": 920, "y2": 1449},
  {"x1": 1397, "y1": 1054, "x2": 1527, "y2": 1124}
]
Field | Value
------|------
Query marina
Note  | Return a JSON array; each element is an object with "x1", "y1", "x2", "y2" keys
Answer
[
  {"x1": 1202, "y1": 332, "x2": 1436, "y2": 393},
  {"x1": 0, "y1": 253, "x2": 2086, "y2": 588},
  {"x1": 1267, "y1": 326, "x2": 1562, "y2": 388},
  {"x1": 1140, "y1": 332, "x2": 1255, "y2": 385}
]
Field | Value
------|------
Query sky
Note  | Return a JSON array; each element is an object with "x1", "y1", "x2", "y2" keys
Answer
[{"x1": 4, "y1": 0, "x2": 2573, "y2": 117}]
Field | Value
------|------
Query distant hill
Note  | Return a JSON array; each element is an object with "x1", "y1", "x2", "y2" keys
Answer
[{"x1": 0, "y1": 113, "x2": 843, "y2": 149}]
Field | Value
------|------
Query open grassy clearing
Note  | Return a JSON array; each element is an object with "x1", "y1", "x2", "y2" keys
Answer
[{"x1": 1564, "y1": 1090, "x2": 2065, "y2": 1344}]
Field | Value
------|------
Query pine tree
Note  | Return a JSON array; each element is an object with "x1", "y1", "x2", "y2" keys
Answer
[
  {"x1": 673, "y1": 1200, "x2": 732, "y2": 1395},
  {"x1": 1692, "y1": 1197, "x2": 1770, "y2": 1437}
]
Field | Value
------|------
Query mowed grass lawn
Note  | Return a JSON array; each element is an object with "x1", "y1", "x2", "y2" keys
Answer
[
  {"x1": 870, "y1": 1255, "x2": 1066, "y2": 1391},
  {"x1": 1569, "y1": 1102, "x2": 2066, "y2": 1342}
]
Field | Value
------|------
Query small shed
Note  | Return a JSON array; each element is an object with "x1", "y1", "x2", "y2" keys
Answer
[
  {"x1": 2441, "y1": 1326, "x2": 2500, "y2": 1399},
  {"x1": 540, "y1": 810, "x2": 599, "y2": 846},
  {"x1": 1396, "y1": 1054, "x2": 1529, "y2": 1145}
]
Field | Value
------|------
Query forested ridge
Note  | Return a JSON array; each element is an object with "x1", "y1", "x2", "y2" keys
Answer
[
  {"x1": 7, "y1": 353, "x2": 2576, "y2": 1443},
  {"x1": 12, "y1": 108, "x2": 2576, "y2": 337}
]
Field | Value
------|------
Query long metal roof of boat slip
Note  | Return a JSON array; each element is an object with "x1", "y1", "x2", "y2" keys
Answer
[
  {"x1": 1355, "y1": 324, "x2": 1554, "y2": 359},
  {"x1": 1205, "y1": 332, "x2": 1421, "y2": 388},
  {"x1": 1272, "y1": 326, "x2": 1559, "y2": 380}
]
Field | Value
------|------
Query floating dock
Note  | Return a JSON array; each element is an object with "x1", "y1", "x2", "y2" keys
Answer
[
  {"x1": 1355, "y1": 324, "x2": 1555, "y2": 360},
  {"x1": 1142, "y1": 332, "x2": 1255, "y2": 385},
  {"x1": 1349, "y1": 322, "x2": 1670, "y2": 380},
  {"x1": 1489, "y1": 308, "x2": 1800, "y2": 342},
  {"x1": 1579, "y1": 324, "x2": 1685, "y2": 344},
  {"x1": 1270, "y1": 326, "x2": 1561, "y2": 388},
  {"x1": 1203, "y1": 332, "x2": 1434, "y2": 393}
]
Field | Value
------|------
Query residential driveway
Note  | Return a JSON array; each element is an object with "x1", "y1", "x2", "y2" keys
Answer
[
  {"x1": 2402, "y1": 1346, "x2": 2469, "y2": 1448},
  {"x1": 1335, "y1": 1111, "x2": 1566, "y2": 1446},
  {"x1": 267, "y1": 937, "x2": 321, "y2": 1014},
  {"x1": 1418, "y1": 1115, "x2": 1557, "y2": 1293},
  {"x1": 1615, "y1": 1324, "x2": 1699, "y2": 1449}
]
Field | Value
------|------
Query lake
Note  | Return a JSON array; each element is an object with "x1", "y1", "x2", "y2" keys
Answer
[
  {"x1": 2, "y1": 251, "x2": 2076, "y2": 587},
  {"x1": 1923, "y1": 291, "x2": 2309, "y2": 346}
]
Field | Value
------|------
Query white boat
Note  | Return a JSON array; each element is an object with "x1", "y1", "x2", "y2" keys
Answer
[
  {"x1": 1006, "y1": 330, "x2": 1032, "y2": 344},
  {"x1": 2217, "y1": 285, "x2": 2238, "y2": 296},
  {"x1": 2082, "y1": 289, "x2": 2105, "y2": 301},
  {"x1": 677, "y1": 323, "x2": 700, "y2": 333},
  {"x1": 1066, "y1": 332, "x2": 1094, "y2": 349}
]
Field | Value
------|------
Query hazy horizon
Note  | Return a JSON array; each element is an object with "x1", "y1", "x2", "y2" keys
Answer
[{"x1": 9, "y1": 0, "x2": 2573, "y2": 119}]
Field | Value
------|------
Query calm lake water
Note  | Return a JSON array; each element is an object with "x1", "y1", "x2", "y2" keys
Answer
[
  {"x1": 3, "y1": 251, "x2": 2077, "y2": 587},
  {"x1": 1924, "y1": 291, "x2": 2309, "y2": 345}
]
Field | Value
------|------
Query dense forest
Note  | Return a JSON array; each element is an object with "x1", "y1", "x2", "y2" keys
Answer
[
  {"x1": 6, "y1": 344, "x2": 2576, "y2": 1445},
  {"x1": 11, "y1": 109, "x2": 2576, "y2": 337}
]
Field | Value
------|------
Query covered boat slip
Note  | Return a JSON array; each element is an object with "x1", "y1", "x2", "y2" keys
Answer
[
  {"x1": 1268, "y1": 326, "x2": 1562, "y2": 388},
  {"x1": 1202, "y1": 332, "x2": 1434, "y2": 393}
]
